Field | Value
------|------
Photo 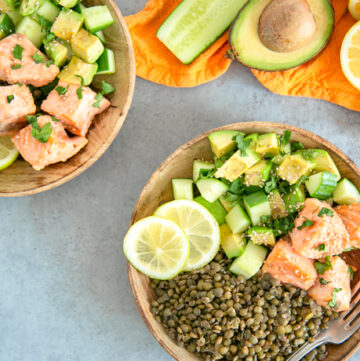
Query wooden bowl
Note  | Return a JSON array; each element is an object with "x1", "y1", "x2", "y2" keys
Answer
[
  {"x1": 0, "y1": 0, "x2": 135, "y2": 197},
  {"x1": 128, "y1": 122, "x2": 360, "y2": 361}
]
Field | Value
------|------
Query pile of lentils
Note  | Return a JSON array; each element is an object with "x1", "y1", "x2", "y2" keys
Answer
[{"x1": 151, "y1": 251, "x2": 339, "y2": 361}]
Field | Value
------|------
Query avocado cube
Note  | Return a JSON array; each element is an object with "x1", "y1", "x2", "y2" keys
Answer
[
  {"x1": 0, "y1": 0, "x2": 15, "y2": 11},
  {"x1": 284, "y1": 185, "x2": 305, "y2": 214},
  {"x1": 248, "y1": 227, "x2": 276, "y2": 247},
  {"x1": 7, "y1": 11, "x2": 23, "y2": 26},
  {"x1": 71, "y1": 28, "x2": 104, "y2": 64},
  {"x1": 245, "y1": 160, "x2": 272, "y2": 187},
  {"x1": 215, "y1": 149, "x2": 260, "y2": 182},
  {"x1": 57, "y1": 0, "x2": 78, "y2": 9},
  {"x1": 208, "y1": 130, "x2": 244, "y2": 158},
  {"x1": 44, "y1": 38, "x2": 70, "y2": 67},
  {"x1": 58, "y1": 56, "x2": 98, "y2": 85},
  {"x1": 268, "y1": 189, "x2": 288, "y2": 219},
  {"x1": 220, "y1": 224, "x2": 246, "y2": 258},
  {"x1": 51, "y1": 9, "x2": 83, "y2": 41},
  {"x1": 277, "y1": 153, "x2": 316, "y2": 185},
  {"x1": 244, "y1": 133, "x2": 258, "y2": 152},
  {"x1": 256, "y1": 133, "x2": 280, "y2": 156},
  {"x1": 307, "y1": 149, "x2": 341, "y2": 181},
  {"x1": 219, "y1": 195, "x2": 234, "y2": 212}
]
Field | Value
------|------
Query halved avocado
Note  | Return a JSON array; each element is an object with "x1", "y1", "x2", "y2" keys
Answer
[{"x1": 229, "y1": 0, "x2": 334, "y2": 71}]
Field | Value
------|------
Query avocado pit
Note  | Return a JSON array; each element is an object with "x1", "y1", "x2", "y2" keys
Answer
[{"x1": 258, "y1": 0, "x2": 317, "y2": 53}]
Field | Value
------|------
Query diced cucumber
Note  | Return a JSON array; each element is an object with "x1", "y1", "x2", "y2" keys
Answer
[
  {"x1": 172, "y1": 179, "x2": 193, "y2": 200},
  {"x1": 195, "y1": 196, "x2": 227, "y2": 225},
  {"x1": 248, "y1": 227, "x2": 275, "y2": 247},
  {"x1": 208, "y1": 130, "x2": 244, "y2": 158},
  {"x1": 44, "y1": 38, "x2": 70, "y2": 66},
  {"x1": 95, "y1": 30, "x2": 106, "y2": 44},
  {"x1": 82, "y1": 5, "x2": 114, "y2": 32},
  {"x1": 71, "y1": 28, "x2": 104, "y2": 63},
  {"x1": 244, "y1": 191, "x2": 271, "y2": 226},
  {"x1": 219, "y1": 195, "x2": 233, "y2": 212},
  {"x1": 16, "y1": 16, "x2": 46, "y2": 47},
  {"x1": 157, "y1": 0, "x2": 247, "y2": 64},
  {"x1": 58, "y1": 56, "x2": 97, "y2": 85},
  {"x1": 56, "y1": 0, "x2": 77, "y2": 9},
  {"x1": 0, "y1": 0, "x2": 16, "y2": 11},
  {"x1": 305, "y1": 172, "x2": 337, "y2": 200},
  {"x1": 196, "y1": 178, "x2": 228, "y2": 203},
  {"x1": 192, "y1": 160, "x2": 215, "y2": 182},
  {"x1": 33, "y1": 0, "x2": 60, "y2": 22},
  {"x1": 225, "y1": 204, "x2": 251, "y2": 234},
  {"x1": 256, "y1": 133, "x2": 280, "y2": 156},
  {"x1": 229, "y1": 241, "x2": 267, "y2": 280},
  {"x1": 244, "y1": 133, "x2": 258, "y2": 152},
  {"x1": 0, "y1": 13, "x2": 15, "y2": 40},
  {"x1": 8, "y1": 11, "x2": 23, "y2": 26},
  {"x1": 333, "y1": 179, "x2": 360, "y2": 205},
  {"x1": 284, "y1": 185, "x2": 305, "y2": 214},
  {"x1": 308, "y1": 149, "x2": 341, "y2": 181},
  {"x1": 268, "y1": 189, "x2": 288, "y2": 219},
  {"x1": 244, "y1": 160, "x2": 271, "y2": 187},
  {"x1": 51, "y1": 8, "x2": 83, "y2": 40},
  {"x1": 73, "y1": 2, "x2": 85, "y2": 13},
  {"x1": 220, "y1": 224, "x2": 246, "y2": 258},
  {"x1": 96, "y1": 48, "x2": 115, "y2": 75},
  {"x1": 20, "y1": 0, "x2": 45, "y2": 16}
]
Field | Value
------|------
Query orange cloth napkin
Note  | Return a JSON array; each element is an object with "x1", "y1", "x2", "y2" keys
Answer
[{"x1": 125, "y1": 0, "x2": 360, "y2": 111}]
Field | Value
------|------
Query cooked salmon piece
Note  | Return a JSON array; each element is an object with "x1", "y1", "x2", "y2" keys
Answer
[
  {"x1": 0, "y1": 34, "x2": 59, "y2": 87},
  {"x1": 336, "y1": 204, "x2": 360, "y2": 249},
  {"x1": 41, "y1": 81, "x2": 111, "y2": 137},
  {"x1": 262, "y1": 239, "x2": 317, "y2": 290},
  {"x1": 0, "y1": 84, "x2": 36, "y2": 134},
  {"x1": 12, "y1": 115, "x2": 88, "y2": 170},
  {"x1": 308, "y1": 256, "x2": 351, "y2": 311},
  {"x1": 290, "y1": 198, "x2": 350, "y2": 259}
]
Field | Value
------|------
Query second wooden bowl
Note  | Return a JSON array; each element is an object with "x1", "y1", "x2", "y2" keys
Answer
[{"x1": 128, "y1": 122, "x2": 360, "y2": 361}]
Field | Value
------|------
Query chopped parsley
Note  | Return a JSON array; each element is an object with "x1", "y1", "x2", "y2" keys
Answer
[
  {"x1": 291, "y1": 142, "x2": 305, "y2": 152},
  {"x1": 319, "y1": 278, "x2": 328, "y2": 285},
  {"x1": 51, "y1": 116, "x2": 60, "y2": 122},
  {"x1": 349, "y1": 266, "x2": 355, "y2": 280},
  {"x1": 315, "y1": 256, "x2": 332, "y2": 274},
  {"x1": 55, "y1": 85, "x2": 69, "y2": 96},
  {"x1": 7, "y1": 95, "x2": 14, "y2": 104},
  {"x1": 37, "y1": 14, "x2": 52, "y2": 32},
  {"x1": 44, "y1": 32, "x2": 55, "y2": 42},
  {"x1": 92, "y1": 93, "x2": 103, "y2": 109},
  {"x1": 262, "y1": 214, "x2": 295, "y2": 237},
  {"x1": 318, "y1": 208, "x2": 334, "y2": 217},
  {"x1": 280, "y1": 130, "x2": 291, "y2": 147},
  {"x1": 26, "y1": 115, "x2": 52, "y2": 143},
  {"x1": 100, "y1": 81, "x2": 115, "y2": 95},
  {"x1": 198, "y1": 167, "x2": 216, "y2": 180},
  {"x1": 11, "y1": 64, "x2": 21, "y2": 69},
  {"x1": 328, "y1": 288, "x2": 342, "y2": 308},
  {"x1": 297, "y1": 218, "x2": 314, "y2": 230},
  {"x1": 12, "y1": 44, "x2": 24, "y2": 60},
  {"x1": 233, "y1": 134, "x2": 251, "y2": 157},
  {"x1": 316, "y1": 244, "x2": 327, "y2": 252},
  {"x1": 264, "y1": 176, "x2": 277, "y2": 194},
  {"x1": 32, "y1": 52, "x2": 45, "y2": 64},
  {"x1": 75, "y1": 75, "x2": 85, "y2": 100}
]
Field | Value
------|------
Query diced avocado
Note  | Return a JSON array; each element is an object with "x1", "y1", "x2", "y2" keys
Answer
[
  {"x1": 244, "y1": 133, "x2": 258, "y2": 151},
  {"x1": 33, "y1": 0, "x2": 60, "y2": 22},
  {"x1": 220, "y1": 224, "x2": 246, "y2": 258},
  {"x1": 8, "y1": 11, "x2": 23, "y2": 26},
  {"x1": 208, "y1": 130, "x2": 244, "y2": 158},
  {"x1": 0, "y1": 13, "x2": 15, "y2": 40},
  {"x1": 248, "y1": 226, "x2": 276, "y2": 247},
  {"x1": 193, "y1": 160, "x2": 215, "y2": 181},
  {"x1": 51, "y1": 8, "x2": 83, "y2": 41},
  {"x1": 277, "y1": 153, "x2": 316, "y2": 185},
  {"x1": 225, "y1": 203, "x2": 250, "y2": 234},
  {"x1": 195, "y1": 196, "x2": 227, "y2": 225},
  {"x1": 256, "y1": 133, "x2": 280, "y2": 156},
  {"x1": 244, "y1": 160, "x2": 271, "y2": 187},
  {"x1": 244, "y1": 191, "x2": 271, "y2": 226},
  {"x1": 268, "y1": 189, "x2": 288, "y2": 219},
  {"x1": 229, "y1": 241, "x2": 267, "y2": 280},
  {"x1": 172, "y1": 179, "x2": 193, "y2": 200},
  {"x1": 306, "y1": 149, "x2": 341, "y2": 181},
  {"x1": 44, "y1": 38, "x2": 70, "y2": 67},
  {"x1": 284, "y1": 185, "x2": 305, "y2": 214},
  {"x1": 71, "y1": 28, "x2": 104, "y2": 63},
  {"x1": 16, "y1": 16, "x2": 46, "y2": 47},
  {"x1": 305, "y1": 172, "x2": 337, "y2": 200},
  {"x1": 0, "y1": 0, "x2": 15, "y2": 11},
  {"x1": 333, "y1": 179, "x2": 360, "y2": 205},
  {"x1": 58, "y1": 56, "x2": 97, "y2": 85},
  {"x1": 196, "y1": 178, "x2": 228, "y2": 203},
  {"x1": 56, "y1": 0, "x2": 78, "y2": 9},
  {"x1": 215, "y1": 149, "x2": 260, "y2": 182},
  {"x1": 219, "y1": 195, "x2": 233, "y2": 212}
]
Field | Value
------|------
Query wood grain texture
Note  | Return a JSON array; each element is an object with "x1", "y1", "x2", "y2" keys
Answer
[
  {"x1": 0, "y1": 0, "x2": 135, "y2": 197},
  {"x1": 127, "y1": 122, "x2": 360, "y2": 361}
]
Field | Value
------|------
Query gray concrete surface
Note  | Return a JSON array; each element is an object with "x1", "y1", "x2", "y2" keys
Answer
[{"x1": 1, "y1": 1, "x2": 360, "y2": 360}]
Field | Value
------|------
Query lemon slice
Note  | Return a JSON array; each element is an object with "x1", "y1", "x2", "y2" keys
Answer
[
  {"x1": 123, "y1": 216, "x2": 190, "y2": 280},
  {"x1": 0, "y1": 135, "x2": 19, "y2": 171},
  {"x1": 349, "y1": 0, "x2": 360, "y2": 20},
  {"x1": 340, "y1": 21, "x2": 360, "y2": 90},
  {"x1": 155, "y1": 200, "x2": 220, "y2": 271}
]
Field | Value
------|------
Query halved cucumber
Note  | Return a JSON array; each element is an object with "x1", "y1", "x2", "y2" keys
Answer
[
  {"x1": 172, "y1": 179, "x2": 193, "y2": 200},
  {"x1": 196, "y1": 178, "x2": 228, "y2": 203},
  {"x1": 82, "y1": 5, "x2": 114, "y2": 32},
  {"x1": 243, "y1": 191, "x2": 271, "y2": 226},
  {"x1": 195, "y1": 196, "x2": 227, "y2": 225},
  {"x1": 333, "y1": 179, "x2": 360, "y2": 205},
  {"x1": 220, "y1": 224, "x2": 246, "y2": 258},
  {"x1": 156, "y1": 0, "x2": 248, "y2": 64},
  {"x1": 248, "y1": 226, "x2": 275, "y2": 247},
  {"x1": 0, "y1": 13, "x2": 15, "y2": 40},
  {"x1": 16, "y1": 16, "x2": 47, "y2": 47},
  {"x1": 305, "y1": 172, "x2": 337, "y2": 200},
  {"x1": 96, "y1": 48, "x2": 115, "y2": 75},
  {"x1": 20, "y1": 0, "x2": 45, "y2": 16},
  {"x1": 225, "y1": 204, "x2": 251, "y2": 234},
  {"x1": 193, "y1": 160, "x2": 215, "y2": 182}
]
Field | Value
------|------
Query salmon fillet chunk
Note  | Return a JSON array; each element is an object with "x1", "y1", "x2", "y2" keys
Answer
[
  {"x1": 290, "y1": 198, "x2": 350, "y2": 259},
  {"x1": 336, "y1": 204, "x2": 360, "y2": 249},
  {"x1": 0, "y1": 84, "x2": 36, "y2": 134},
  {"x1": 262, "y1": 239, "x2": 317, "y2": 290},
  {"x1": 308, "y1": 256, "x2": 351, "y2": 311},
  {"x1": 12, "y1": 115, "x2": 88, "y2": 170},
  {"x1": 41, "y1": 81, "x2": 111, "y2": 136},
  {"x1": 0, "y1": 34, "x2": 59, "y2": 87}
]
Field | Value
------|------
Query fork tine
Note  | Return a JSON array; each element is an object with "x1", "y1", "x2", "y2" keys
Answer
[
  {"x1": 346, "y1": 306, "x2": 360, "y2": 332},
  {"x1": 345, "y1": 298, "x2": 360, "y2": 327},
  {"x1": 341, "y1": 282, "x2": 360, "y2": 320}
]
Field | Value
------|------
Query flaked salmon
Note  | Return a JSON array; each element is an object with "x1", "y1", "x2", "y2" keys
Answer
[
  {"x1": 290, "y1": 198, "x2": 350, "y2": 258},
  {"x1": 0, "y1": 84, "x2": 35, "y2": 134},
  {"x1": 262, "y1": 239, "x2": 317, "y2": 290},
  {"x1": 308, "y1": 256, "x2": 351, "y2": 311},
  {"x1": 336, "y1": 204, "x2": 360, "y2": 249},
  {"x1": 0, "y1": 34, "x2": 59, "y2": 87},
  {"x1": 41, "y1": 81, "x2": 111, "y2": 136},
  {"x1": 12, "y1": 115, "x2": 88, "y2": 170}
]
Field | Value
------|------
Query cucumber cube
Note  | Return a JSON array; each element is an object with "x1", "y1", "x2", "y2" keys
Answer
[
  {"x1": 225, "y1": 204, "x2": 251, "y2": 234},
  {"x1": 71, "y1": 28, "x2": 104, "y2": 63},
  {"x1": 256, "y1": 133, "x2": 280, "y2": 156},
  {"x1": 305, "y1": 172, "x2": 337, "y2": 200},
  {"x1": 58, "y1": 56, "x2": 97, "y2": 85},
  {"x1": 0, "y1": 13, "x2": 15, "y2": 40},
  {"x1": 95, "y1": 30, "x2": 106, "y2": 44},
  {"x1": 244, "y1": 160, "x2": 271, "y2": 187},
  {"x1": 8, "y1": 11, "x2": 23, "y2": 26},
  {"x1": 248, "y1": 227, "x2": 275, "y2": 247},
  {"x1": 220, "y1": 224, "x2": 246, "y2": 258},
  {"x1": 195, "y1": 196, "x2": 227, "y2": 225},
  {"x1": 82, "y1": 5, "x2": 114, "y2": 33},
  {"x1": 172, "y1": 179, "x2": 193, "y2": 200},
  {"x1": 20, "y1": 0, "x2": 45, "y2": 16},
  {"x1": 57, "y1": 0, "x2": 78, "y2": 8},
  {"x1": 284, "y1": 185, "x2": 305, "y2": 214},
  {"x1": 51, "y1": 8, "x2": 83, "y2": 40},
  {"x1": 0, "y1": 0, "x2": 16, "y2": 11},
  {"x1": 33, "y1": 0, "x2": 60, "y2": 22},
  {"x1": 208, "y1": 130, "x2": 244, "y2": 158},
  {"x1": 196, "y1": 178, "x2": 228, "y2": 203},
  {"x1": 192, "y1": 160, "x2": 215, "y2": 181},
  {"x1": 244, "y1": 191, "x2": 271, "y2": 226},
  {"x1": 16, "y1": 16, "x2": 47, "y2": 47},
  {"x1": 333, "y1": 179, "x2": 360, "y2": 205},
  {"x1": 96, "y1": 48, "x2": 115, "y2": 75},
  {"x1": 230, "y1": 241, "x2": 267, "y2": 280}
]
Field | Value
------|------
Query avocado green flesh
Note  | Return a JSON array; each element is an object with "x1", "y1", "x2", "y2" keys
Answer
[{"x1": 230, "y1": 0, "x2": 334, "y2": 71}]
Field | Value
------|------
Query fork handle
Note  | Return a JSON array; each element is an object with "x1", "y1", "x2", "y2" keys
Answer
[{"x1": 286, "y1": 335, "x2": 327, "y2": 361}]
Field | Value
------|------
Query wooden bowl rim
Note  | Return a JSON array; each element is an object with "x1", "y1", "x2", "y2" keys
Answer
[
  {"x1": 1, "y1": 1, "x2": 136, "y2": 197},
  {"x1": 127, "y1": 121, "x2": 360, "y2": 361}
]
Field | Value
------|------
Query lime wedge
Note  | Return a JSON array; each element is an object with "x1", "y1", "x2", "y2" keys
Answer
[
  {"x1": 155, "y1": 200, "x2": 220, "y2": 271},
  {"x1": 0, "y1": 135, "x2": 19, "y2": 171},
  {"x1": 123, "y1": 216, "x2": 190, "y2": 280}
]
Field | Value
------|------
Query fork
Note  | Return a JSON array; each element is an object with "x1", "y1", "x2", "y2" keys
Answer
[{"x1": 287, "y1": 282, "x2": 360, "y2": 361}]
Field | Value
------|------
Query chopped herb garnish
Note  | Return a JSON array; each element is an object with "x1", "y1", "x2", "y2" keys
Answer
[
  {"x1": 234, "y1": 134, "x2": 251, "y2": 157},
  {"x1": 51, "y1": 116, "x2": 60, "y2": 122},
  {"x1": 291, "y1": 142, "x2": 305, "y2": 152},
  {"x1": 349, "y1": 266, "x2": 355, "y2": 280},
  {"x1": 198, "y1": 168, "x2": 216, "y2": 180},
  {"x1": 12, "y1": 44, "x2": 24, "y2": 60},
  {"x1": 45, "y1": 60, "x2": 53, "y2": 68},
  {"x1": 302, "y1": 150, "x2": 318, "y2": 161},
  {"x1": 76, "y1": 75, "x2": 85, "y2": 100},
  {"x1": 37, "y1": 14, "x2": 52, "y2": 32},
  {"x1": 280, "y1": 130, "x2": 291, "y2": 147},
  {"x1": 260, "y1": 215, "x2": 271, "y2": 224},
  {"x1": 315, "y1": 256, "x2": 332, "y2": 274},
  {"x1": 328, "y1": 288, "x2": 342, "y2": 308},
  {"x1": 16, "y1": 82, "x2": 23, "y2": 87},
  {"x1": 11, "y1": 64, "x2": 21, "y2": 69},
  {"x1": 26, "y1": 115, "x2": 52, "y2": 143},
  {"x1": 297, "y1": 218, "x2": 314, "y2": 230},
  {"x1": 93, "y1": 93, "x2": 103, "y2": 109},
  {"x1": 100, "y1": 80, "x2": 115, "y2": 95},
  {"x1": 318, "y1": 208, "x2": 334, "y2": 217},
  {"x1": 45, "y1": 32, "x2": 55, "y2": 42},
  {"x1": 319, "y1": 278, "x2": 328, "y2": 285},
  {"x1": 264, "y1": 176, "x2": 277, "y2": 194},
  {"x1": 55, "y1": 85, "x2": 69, "y2": 96},
  {"x1": 32, "y1": 52, "x2": 45, "y2": 64},
  {"x1": 344, "y1": 247, "x2": 359, "y2": 252},
  {"x1": 316, "y1": 244, "x2": 327, "y2": 252},
  {"x1": 262, "y1": 214, "x2": 295, "y2": 238},
  {"x1": 7, "y1": 95, "x2": 14, "y2": 104}
]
